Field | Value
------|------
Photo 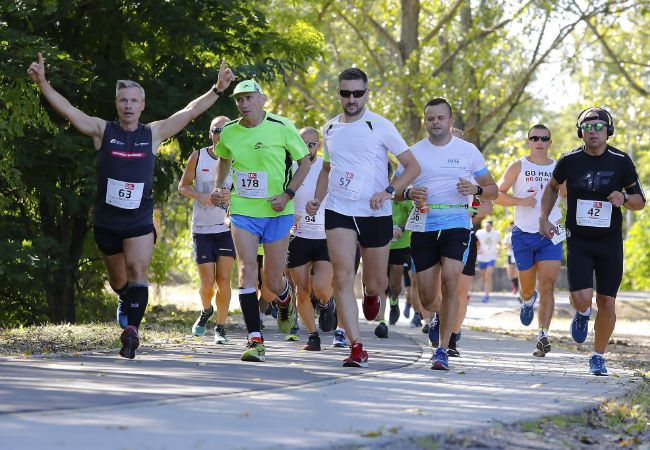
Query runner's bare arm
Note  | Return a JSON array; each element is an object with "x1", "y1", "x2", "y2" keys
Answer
[
  {"x1": 27, "y1": 52, "x2": 105, "y2": 146},
  {"x1": 211, "y1": 157, "x2": 233, "y2": 205},
  {"x1": 391, "y1": 150, "x2": 420, "y2": 194},
  {"x1": 495, "y1": 161, "x2": 535, "y2": 207},
  {"x1": 306, "y1": 161, "x2": 330, "y2": 215},
  {"x1": 539, "y1": 177, "x2": 561, "y2": 238},
  {"x1": 178, "y1": 151, "x2": 212, "y2": 206},
  {"x1": 472, "y1": 172, "x2": 498, "y2": 200}
]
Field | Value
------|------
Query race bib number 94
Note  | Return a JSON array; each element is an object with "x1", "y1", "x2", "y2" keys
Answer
[
  {"x1": 105, "y1": 178, "x2": 144, "y2": 209},
  {"x1": 576, "y1": 199, "x2": 612, "y2": 228},
  {"x1": 236, "y1": 171, "x2": 268, "y2": 198}
]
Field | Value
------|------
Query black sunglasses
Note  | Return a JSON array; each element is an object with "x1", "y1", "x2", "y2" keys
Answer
[
  {"x1": 339, "y1": 89, "x2": 366, "y2": 99},
  {"x1": 211, "y1": 127, "x2": 223, "y2": 134},
  {"x1": 529, "y1": 136, "x2": 550, "y2": 142},
  {"x1": 306, "y1": 141, "x2": 318, "y2": 149}
]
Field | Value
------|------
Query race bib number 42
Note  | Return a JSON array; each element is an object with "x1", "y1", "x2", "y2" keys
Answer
[
  {"x1": 236, "y1": 171, "x2": 268, "y2": 198},
  {"x1": 331, "y1": 168, "x2": 363, "y2": 200},
  {"x1": 105, "y1": 178, "x2": 143, "y2": 209},
  {"x1": 576, "y1": 199, "x2": 612, "y2": 228}
]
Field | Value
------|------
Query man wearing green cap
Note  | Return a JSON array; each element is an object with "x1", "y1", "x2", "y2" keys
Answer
[{"x1": 211, "y1": 79, "x2": 310, "y2": 362}]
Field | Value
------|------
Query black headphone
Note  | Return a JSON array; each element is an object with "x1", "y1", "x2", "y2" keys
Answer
[{"x1": 576, "y1": 107, "x2": 614, "y2": 138}]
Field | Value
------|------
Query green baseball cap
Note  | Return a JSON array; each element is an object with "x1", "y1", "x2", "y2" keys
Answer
[{"x1": 232, "y1": 79, "x2": 264, "y2": 96}]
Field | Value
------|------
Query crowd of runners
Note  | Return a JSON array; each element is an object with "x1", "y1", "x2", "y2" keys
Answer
[{"x1": 28, "y1": 55, "x2": 646, "y2": 376}]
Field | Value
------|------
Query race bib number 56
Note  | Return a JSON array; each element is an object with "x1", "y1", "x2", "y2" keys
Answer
[
  {"x1": 405, "y1": 203, "x2": 429, "y2": 232},
  {"x1": 576, "y1": 199, "x2": 612, "y2": 228},
  {"x1": 105, "y1": 178, "x2": 143, "y2": 209}
]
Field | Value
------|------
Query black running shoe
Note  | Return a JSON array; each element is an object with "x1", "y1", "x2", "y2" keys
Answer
[
  {"x1": 421, "y1": 323, "x2": 429, "y2": 334},
  {"x1": 533, "y1": 335, "x2": 551, "y2": 357},
  {"x1": 119, "y1": 326, "x2": 140, "y2": 359},
  {"x1": 303, "y1": 332, "x2": 321, "y2": 351},
  {"x1": 448, "y1": 333, "x2": 460, "y2": 357},
  {"x1": 374, "y1": 321, "x2": 388, "y2": 338},
  {"x1": 388, "y1": 303, "x2": 400, "y2": 325},
  {"x1": 318, "y1": 298, "x2": 337, "y2": 332}
]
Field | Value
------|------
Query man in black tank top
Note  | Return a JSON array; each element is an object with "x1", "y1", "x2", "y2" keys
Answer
[
  {"x1": 28, "y1": 53, "x2": 235, "y2": 359},
  {"x1": 540, "y1": 107, "x2": 646, "y2": 376}
]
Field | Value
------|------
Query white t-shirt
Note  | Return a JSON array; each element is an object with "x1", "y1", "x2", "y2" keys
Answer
[
  {"x1": 476, "y1": 229, "x2": 500, "y2": 262},
  {"x1": 512, "y1": 156, "x2": 562, "y2": 233},
  {"x1": 409, "y1": 136, "x2": 488, "y2": 231},
  {"x1": 292, "y1": 157, "x2": 326, "y2": 239},
  {"x1": 504, "y1": 231, "x2": 513, "y2": 257},
  {"x1": 192, "y1": 147, "x2": 232, "y2": 234},
  {"x1": 322, "y1": 109, "x2": 409, "y2": 217}
]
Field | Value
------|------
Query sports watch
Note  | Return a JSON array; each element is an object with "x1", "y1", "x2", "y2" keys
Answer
[
  {"x1": 284, "y1": 187, "x2": 296, "y2": 199},
  {"x1": 385, "y1": 186, "x2": 396, "y2": 199}
]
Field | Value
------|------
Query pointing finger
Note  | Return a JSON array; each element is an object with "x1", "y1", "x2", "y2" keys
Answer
[{"x1": 37, "y1": 52, "x2": 43, "y2": 65}]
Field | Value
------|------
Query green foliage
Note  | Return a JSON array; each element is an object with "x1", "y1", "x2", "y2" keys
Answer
[{"x1": 622, "y1": 209, "x2": 650, "y2": 290}]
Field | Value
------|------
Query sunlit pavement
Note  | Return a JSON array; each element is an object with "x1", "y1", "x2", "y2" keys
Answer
[{"x1": 0, "y1": 299, "x2": 644, "y2": 449}]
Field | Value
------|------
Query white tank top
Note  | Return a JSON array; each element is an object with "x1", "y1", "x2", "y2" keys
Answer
[
  {"x1": 192, "y1": 147, "x2": 232, "y2": 234},
  {"x1": 512, "y1": 156, "x2": 562, "y2": 233},
  {"x1": 292, "y1": 157, "x2": 327, "y2": 239}
]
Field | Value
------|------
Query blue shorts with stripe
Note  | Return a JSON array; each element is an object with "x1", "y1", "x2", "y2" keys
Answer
[{"x1": 511, "y1": 226, "x2": 563, "y2": 271}]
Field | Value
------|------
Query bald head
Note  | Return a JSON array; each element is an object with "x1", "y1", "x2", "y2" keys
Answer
[
  {"x1": 300, "y1": 126, "x2": 320, "y2": 161},
  {"x1": 209, "y1": 115, "x2": 230, "y2": 145}
]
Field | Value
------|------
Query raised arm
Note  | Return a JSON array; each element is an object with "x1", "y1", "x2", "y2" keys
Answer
[
  {"x1": 27, "y1": 52, "x2": 105, "y2": 148},
  {"x1": 150, "y1": 60, "x2": 235, "y2": 147}
]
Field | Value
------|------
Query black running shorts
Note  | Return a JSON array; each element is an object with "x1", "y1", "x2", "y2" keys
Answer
[
  {"x1": 411, "y1": 228, "x2": 472, "y2": 273},
  {"x1": 193, "y1": 231, "x2": 236, "y2": 264},
  {"x1": 462, "y1": 232, "x2": 478, "y2": 277},
  {"x1": 325, "y1": 209, "x2": 392, "y2": 248},
  {"x1": 93, "y1": 224, "x2": 157, "y2": 256},
  {"x1": 566, "y1": 234, "x2": 623, "y2": 297},
  {"x1": 389, "y1": 247, "x2": 411, "y2": 266},
  {"x1": 287, "y1": 236, "x2": 330, "y2": 268}
]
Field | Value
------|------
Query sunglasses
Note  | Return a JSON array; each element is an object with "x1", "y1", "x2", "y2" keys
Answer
[
  {"x1": 529, "y1": 136, "x2": 551, "y2": 142},
  {"x1": 210, "y1": 127, "x2": 223, "y2": 134},
  {"x1": 580, "y1": 123, "x2": 605, "y2": 132},
  {"x1": 338, "y1": 89, "x2": 366, "y2": 99},
  {"x1": 306, "y1": 141, "x2": 318, "y2": 149}
]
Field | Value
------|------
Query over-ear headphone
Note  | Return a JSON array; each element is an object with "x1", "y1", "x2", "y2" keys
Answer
[{"x1": 576, "y1": 107, "x2": 614, "y2": 138}]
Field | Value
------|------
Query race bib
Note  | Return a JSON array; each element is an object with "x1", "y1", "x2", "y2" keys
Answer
[
  {"x1": 576, "y1": 199, "x2": 612, "y2": 228},
  {"x1": 551, "y1": 222, "x2": 567, "y2": 245},
  {"x1": 331, "y1": 168, "x2": 364, "y2": 200},
  {"x1": 295, "y1": 208, "x2": 325, "y2": 234},
  {"x1": 105, "y1": 178, "x2": 143, "y2": 209},
  {"x1": 236, "y1": 171, "x2": 268, "y2": 198},
  {"x1": 405, "y1": 203, "x2": 429, "y2": 232}
]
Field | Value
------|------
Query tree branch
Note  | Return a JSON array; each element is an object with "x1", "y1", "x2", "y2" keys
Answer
[
  {"x1": 421, "y1": 0, "x2": 464, "y2": 45},
  {"x1": 363, "y1": 13, "x2": 402, "y2": 61},
  {"x1": 333, "y1": 7, "x2": 387, "y2": 78}
]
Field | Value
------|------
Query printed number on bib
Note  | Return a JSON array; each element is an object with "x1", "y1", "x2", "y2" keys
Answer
[
  {"x1": 405, "y1": 204, "x2": 430, "y2": 232},
  {"x1": 551, "y1": 222, "x2": 567, "y2": 245},
  {"x1": 296, "y1": 208, "x2": 324, "y2": 234},
  {"x1": 236, "y1": 171, "x2": 268, "y2": 198},
  {"x1": 331, "y1": 168, "x2": 363, "y2": 200},
  {"x1": 576, "y1": 199, "x2": 612, "y2": 228},
  {"x1": 106, "y1": 178, "x2": 144, "y2": 209}
]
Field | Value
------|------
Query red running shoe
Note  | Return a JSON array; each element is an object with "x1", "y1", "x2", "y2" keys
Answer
[
  {"x1": 362, "y1": 294, "x2": 380, "y2": 321},
  {"x1": 342, "y1": 342, "x2": 368, "y2": 367}
]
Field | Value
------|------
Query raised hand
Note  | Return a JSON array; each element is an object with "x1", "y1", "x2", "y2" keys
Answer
[
  {"x1": 215, "y1": 60, "x2": 235, "y2": 93},
  {"x1": 27, "y1": 52, "x2": 46, "y2": 84}
]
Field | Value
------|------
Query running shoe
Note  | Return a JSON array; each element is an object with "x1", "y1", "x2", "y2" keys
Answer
[
  {"x1": 343, "y1": 342, "x2": 368, "y2": 367},
  {"x1": 318, "y1": 298, "x2": 337, "y2": 332},
  {"x1": 119, "y1": 326, "x2": 140, "y2": 359},
  {"x1": 481, "y1": 294, "x2": 490, "y2": 303},
  {"x1": 304, "y1": 332, "x2": 321, "y2": 351},
  {"x1": 388, "y1": 303, "x2": 400, "y2": 325},
  {"x1": 191, "y1": 306, "x2": 214, "y2": 337},
  {"x1": 533, "y1": 335, "x2": 551, "y2": 357},
  {"x1": 116, "y1": 299, "x2": 128, "y2": 330},
  {"x1": 430, "y1": 347, "x2": 449, "y2": 371},
  {"x1": 448, "y1": 333, "x2": 460, "y2": 358},
  {"x1": 276, "y1": 297, "x2": 296, "y2": 334},
  {"x1": 241, "y1": 337, "x2": 265, "y2": 362},
  {"x1": 332, "y1": 329, "x2": 349, "y2": 348},
  {"x1": 570, "y1": 311, "x2": 590, "y2": 343},
  {"x1": 589, "y1": 354, "x2": 608, "y2": 376},
  {"x1": 374, "y1": 321, "x2": 388, "y2": 338},
  {"x1": 428, "y1": 313, "x2": 440, "y2": 348},
  {"x1": 519, "y1": 290, "x2": 538, "y2": 326},
  {"x1": 404, "y1": 303, "x2": 411, "y2": 318},
  {"x1": 271, "y1": 304, "x2": 278, "y2": 319},
  {"x1": 362, "y1": 293, "x2": 380, "y2": 321},
  {"x1": 410, "y1": 312, "x2": 422, "y2": 328},
  {"x1": 214, "y1": 326, "x2": 229, "y2": 345},
  {"x1": 421, "y1": 323, "x2": 429, "y2": 334},
  {"x1": 285, "y1": 325, "x2": 300, "y2": 341}
]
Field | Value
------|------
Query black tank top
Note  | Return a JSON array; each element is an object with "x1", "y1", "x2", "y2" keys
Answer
[{"x1": 95, "y1": 121, "x2": 155, "y2": 230}]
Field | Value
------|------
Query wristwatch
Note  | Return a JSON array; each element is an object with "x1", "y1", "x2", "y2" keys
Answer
[
  {"x1": 622, "y1": 192, "x2": 630, "y2": 203},
  {"x1": 385, "y1": 186, "x2": 396, "y2": 199},
  {"x1": 475, "y1": 185, "x2": 483, "y2": 196},
  {"x1": 212, "y1": 85, "x2": 222, "y2": 96},
  {"x1": 284, "y1": 187, "x2": 296, "y2": 199}
]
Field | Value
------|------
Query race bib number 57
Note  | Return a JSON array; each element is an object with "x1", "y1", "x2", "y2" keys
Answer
[
  {"x1": 105, "y1": 178, "x2": 143, "y2": 209},
  {"x1": 576, "y1": 199, "x2": 612, "y2": 228},
  {"x1": 331, "y1": 168, "x2": 363, "y2": 200}
]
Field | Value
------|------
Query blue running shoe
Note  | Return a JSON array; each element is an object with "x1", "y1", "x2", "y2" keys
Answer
[
  {"x1": 404, "y1": 303, "x2": 411, "y2": 319},
  {"x1": 589, "y1": 354, "x2": 608, "y2": 376},
  {"x1": 116, "y1": 299, "x2": 128, "y2": 330},
  {"x1": 571, "y1": 311, "x2": 590, "y2": 343},
  {"x1": 410, "y1": 312, "x2": 422, "y2": 328},
  {"x1": 192, "y1": 306, "x2": 214, "y2": 337},
  {"x1": 428, "y1": 313, "x2": 440, "y2": 347},
  {"x1": 481, "y1": 294, "x2": 489, "y2": 303},
  {"x1": 430, "y1": 347, "x2": 449, "y2": 371},
  {"x1": 519, "y1": 290, "x2": 538, "y2": 326}
]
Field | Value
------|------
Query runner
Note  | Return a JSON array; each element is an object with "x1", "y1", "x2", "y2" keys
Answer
[
  {"x1": 503, "y1": 222, "x2": 519, "y2": 295},
  {"x1": 178, "y1": 116, "x2": 235, "y2": 344},
  {"x1": 403, "y1": 97, "x2": 497, "y2": 370},
  {"x1": 540, "y1": 107, "x2": 645, "y2": 375},
  {"x1": 27, "y1": 53, "x2": 235, "y2": 359},
  {"x1": 306, "y1": 68, "x2": 420, "y2": 367},
  {"x1": 496, "y1": 124, "x2": 564, "y2": 357},
  {"x1": 210, "y1": 79, "x2": 310, "y2": 362},
  {"x1": 288, "y1": 127, "x2": 336, "y2": 351},
  {"x1": 475, "y1": 220, "x2": 500, "y2": 303}
]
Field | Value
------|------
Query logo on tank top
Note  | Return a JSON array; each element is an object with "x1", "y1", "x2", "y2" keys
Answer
[
  {"x1": 111, "y1": 151, "x2": 145, "y2": 159},
  {"x1": 109, "y1": 139, "x2": 125, "y2": 145},
  {"x1": 134, "y1": 142, "x2": 150, "y2": 146}
]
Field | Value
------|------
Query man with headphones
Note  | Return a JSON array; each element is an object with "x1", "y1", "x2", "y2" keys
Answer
[{"x1": 539, "y1": 107, "x2": 645, "y2": 376}]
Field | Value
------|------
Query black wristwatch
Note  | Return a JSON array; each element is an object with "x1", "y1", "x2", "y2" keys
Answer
[
  {"x1": 212, "y1": 85, "x2": 222, "y2": 96},
  {"x1": 475, "y1": 185, "x2": 483, "y2": 196},
  {"x1": 403, "y1": 188, "x2": 411, "y2": 200},
  {"x1": 284, "y1": 187, "x2": 296, "y2": 199},
  {"x1": 622, "y1": 192, "x2": 630, "y2": 203},
  {"x1": 385, "y1": 186, "x2": 396, "y2": 199}
]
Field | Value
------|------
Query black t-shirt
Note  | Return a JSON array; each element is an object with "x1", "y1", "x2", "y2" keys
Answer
[{"x1": 553, "y1": 145, "x2": 639, "y2": 239}]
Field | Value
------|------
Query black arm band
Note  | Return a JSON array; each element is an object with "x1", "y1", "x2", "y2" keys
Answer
[
  {"x1": 403, "y1": 188, "x2": 411, "y2": 200},
  {"x1": 625, "y1": 182, "x2": 646, "y2": 202}
]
